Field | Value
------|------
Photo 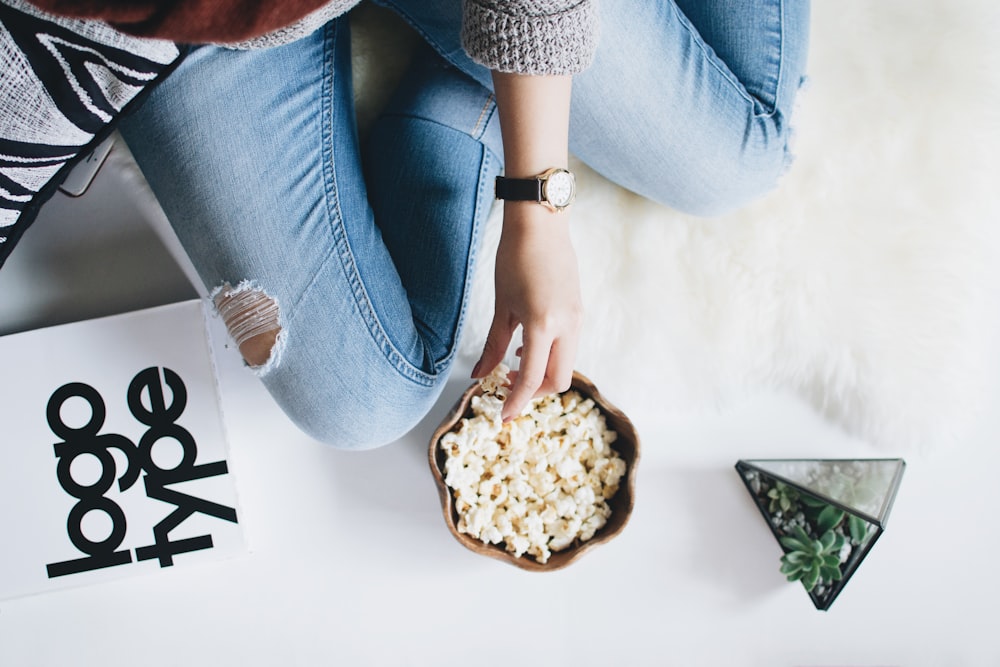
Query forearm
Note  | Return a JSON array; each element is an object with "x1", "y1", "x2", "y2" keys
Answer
[
  {"x1": 492, "y1": 71, "x2": 572, "y2": 179},
  {"x1": 477, "y1": 70, "x2": 581, "y2": 420},
  {"x1": 493, "y1": 70, "x2": 573, "y2": 241}
]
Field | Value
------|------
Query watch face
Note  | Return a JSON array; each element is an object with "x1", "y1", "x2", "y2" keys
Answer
[{"x1": 543, "y1": 170, "x2": 576, "y2": 209}]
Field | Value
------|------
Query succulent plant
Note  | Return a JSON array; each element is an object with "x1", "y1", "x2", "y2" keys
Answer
[
  {"x1": 779, "y1": 525, "x2": 846, "y2": 592},
  {"x1": 814, "y1": 503, "x2": 845, "y2": 534},
  {"x1": 799, "y1": 494, "x2": 872, "y2": 543},
  {"x1": 767, "y1": 481, "x2": 800, "y2": 515},
  {"x1": 847, "y1": 513, "x2": 871, "y2": 544}
]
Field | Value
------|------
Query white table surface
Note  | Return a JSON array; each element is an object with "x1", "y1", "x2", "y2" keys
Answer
[{"x1": 2, "y1": 300, "x2": 998, "y2": 666}]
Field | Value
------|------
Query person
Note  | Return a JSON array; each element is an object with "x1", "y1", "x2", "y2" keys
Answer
[{"x1": 27, "y1": 0, "x2": 810, "y2": 449}]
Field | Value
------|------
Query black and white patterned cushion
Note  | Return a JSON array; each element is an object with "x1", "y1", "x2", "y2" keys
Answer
[{"x1": 0, "y1": 0, "x2": 183, "y2": 268}]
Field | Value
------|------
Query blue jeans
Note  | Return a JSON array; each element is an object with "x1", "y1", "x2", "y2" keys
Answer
[{"x1": 119, "y1": 0, "x2": 810, "y2": 449}]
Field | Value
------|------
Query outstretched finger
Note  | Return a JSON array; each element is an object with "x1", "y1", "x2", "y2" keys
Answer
[{"x1": 501, "y1": 332, "x2": 551, "y2": 422}]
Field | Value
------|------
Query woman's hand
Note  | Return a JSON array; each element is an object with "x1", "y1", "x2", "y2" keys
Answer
[
  {"x1": 473, "y1": 201, "x2": 582, "y2": 421},
  {"x1": 471, "y1": 70, "x2": 580, "y2": 421}
]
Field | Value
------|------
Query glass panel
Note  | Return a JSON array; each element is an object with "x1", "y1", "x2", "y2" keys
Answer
[{"x1": 746, "y1": 459, "x2": 905, "y2": 522}]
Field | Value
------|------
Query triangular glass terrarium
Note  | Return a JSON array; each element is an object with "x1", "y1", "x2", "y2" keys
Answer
[{"x1": 735, "y1": 459, "x2": 905, "y2": 611}]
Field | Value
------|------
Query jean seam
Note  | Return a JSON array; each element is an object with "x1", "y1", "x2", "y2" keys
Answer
[
  {"x1": 470, "y1": 94, "x2": 496, "y2": 139},
  {"x1": 669, "y1": 0, "x2": 783, "y2": 120},
  {"x1": 765, "y1": 0, "x2": 786, "y2": 118},
  {"x1": 774, "y1": 0, "x2": 788, "y2": 119},
  {"x1": 318, "y1": 22, "x2": 438, "y2": 388},
  {"x1": 377, "y1": 81, "x2": 496, "y2": 141},
  {"x1": 375, "y1": 110, "x2": 491, "y2": 143},
  {"x1": 433, "y1": 143, "x2": 497, "y2": 374}
]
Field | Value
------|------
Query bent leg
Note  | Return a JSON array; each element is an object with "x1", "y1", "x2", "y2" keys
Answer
[
  {"x1": 571, "y1": 0, "x2": 811, "y2": 216},
  {"x1": 120, "y1": 19, "x2": 496, "y2": 449},
  {"x1": 364, "y1": 46, "x2": 502, "y2": 368}
]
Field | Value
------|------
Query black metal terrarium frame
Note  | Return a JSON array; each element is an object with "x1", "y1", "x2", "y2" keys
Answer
[{"x1": 736, "y1": 458, "x2": 905, "y2": 611}]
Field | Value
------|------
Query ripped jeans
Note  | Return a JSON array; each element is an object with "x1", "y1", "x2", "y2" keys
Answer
[{"x1": 119, "y1": 0, "x2": 810, "y2": 449}]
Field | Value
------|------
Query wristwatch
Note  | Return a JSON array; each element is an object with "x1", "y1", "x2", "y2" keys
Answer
[{"x1": 495, "y1": 167, "x2": 576, "y2": 212}]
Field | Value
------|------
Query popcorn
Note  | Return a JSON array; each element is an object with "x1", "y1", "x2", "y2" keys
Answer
[
  {"x1": 477, "y1": 363, "x2": 511, "y2": 414},
  {"x1": 440, "y1": 364, "x2": 627, "y2": 564}
]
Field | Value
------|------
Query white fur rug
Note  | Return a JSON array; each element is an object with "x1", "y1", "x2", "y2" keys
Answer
[{"x1": 424, "y1": 2, "x2": 998, "y2": 452}]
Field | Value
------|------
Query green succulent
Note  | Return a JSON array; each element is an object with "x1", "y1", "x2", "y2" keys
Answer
[
  {"x1": 767, "y1": 481, "x2": 800, "y2": 514},
  {"x1": 778, "y1": 525, "x2": 846, "y2": 592},
  {"x1": 814, "y1": 503, "x2": 844, "y2": 534},
  {"x1": 800, "y1": 494, "x2": 873, "y2": 544},
  {"x1": 848, "y1": 513, "x2": 871, "y2": 544}
]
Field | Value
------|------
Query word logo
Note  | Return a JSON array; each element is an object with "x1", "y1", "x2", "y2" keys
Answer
[{"x1": 45, "y1": 367, "x2": 238, "y2": 578}]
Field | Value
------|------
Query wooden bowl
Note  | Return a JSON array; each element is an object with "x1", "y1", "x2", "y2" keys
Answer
[{"x1": 429, "y1": 371, "x2": 640, "y2": 571}]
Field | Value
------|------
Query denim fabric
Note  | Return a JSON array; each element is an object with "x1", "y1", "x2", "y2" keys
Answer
[
  {"x1": 572, "y1": 0, "x2": 811, "y2": 215},
  {"x1": 119, "y1": 0, "x2": 810, "y2": 449}
]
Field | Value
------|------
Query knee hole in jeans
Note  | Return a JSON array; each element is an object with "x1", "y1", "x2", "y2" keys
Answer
[{"x1": 212, "y1": 281, "x2": 285, "y2": 374}]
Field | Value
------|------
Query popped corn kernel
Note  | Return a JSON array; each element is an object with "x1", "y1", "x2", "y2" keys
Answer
[
  {"x1": 479, "y1": 363, "x2": 511, "y2": 398},
  {"x1": 481, "y1": 524, "x2": 504, "y2": 545},
  {"x1": 508, "y1": 534, "x2": 530, "y2": 557},
  {"x1": 441, "y1": 365, "x2": 628, "y2": 563}
]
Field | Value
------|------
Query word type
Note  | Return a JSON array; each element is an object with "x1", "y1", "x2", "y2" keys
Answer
[{"x1": 46, "y1": 367, "x2": 237, "y2": 578}]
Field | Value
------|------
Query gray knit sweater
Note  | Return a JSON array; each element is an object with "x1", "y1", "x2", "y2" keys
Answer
[{"x1": 236, "y1": 0, "x2": 596, "y2": 76}]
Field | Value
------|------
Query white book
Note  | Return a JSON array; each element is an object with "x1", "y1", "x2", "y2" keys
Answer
[{"x1": 0, "y1": 300, "x2": 245, "y2": 600}]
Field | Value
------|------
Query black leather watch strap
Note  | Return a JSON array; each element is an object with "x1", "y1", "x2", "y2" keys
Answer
[{"x1": 495, "y1": 176, "x2": 543, "y2": 202}]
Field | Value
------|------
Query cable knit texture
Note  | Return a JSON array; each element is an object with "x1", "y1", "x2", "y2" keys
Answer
[{"x1": 462, "y1": 0, "x2": 596, "y2": 75}]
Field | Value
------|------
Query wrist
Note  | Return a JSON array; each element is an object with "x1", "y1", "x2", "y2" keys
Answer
[
  {"x1": 501, "y1": 201, "x2": 571, "y2": 237},
  {"x1": 495, "y1": 167, "x2": 576, "y2": 212}
]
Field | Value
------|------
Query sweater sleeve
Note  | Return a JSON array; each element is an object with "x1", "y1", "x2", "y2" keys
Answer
[{"x1": 461, "y1": 0, "x2": 597, "y2": 76}]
